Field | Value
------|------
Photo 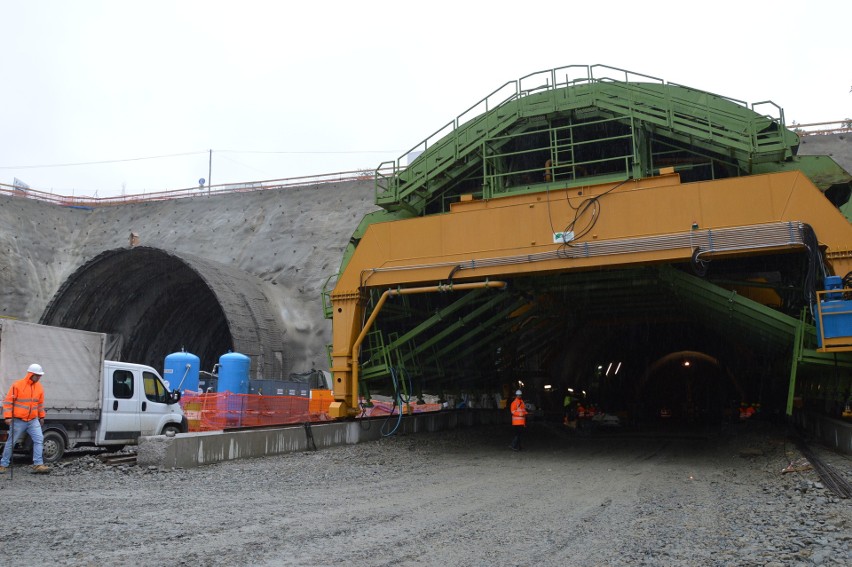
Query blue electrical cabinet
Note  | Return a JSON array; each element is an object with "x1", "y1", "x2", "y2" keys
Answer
[{"x1": 814, "y1": 276, "x2": 852, "y2": 348}]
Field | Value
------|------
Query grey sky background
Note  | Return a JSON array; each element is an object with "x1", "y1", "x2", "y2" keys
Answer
[{"x1": 1, "y1": 0, "x2": 849, "y2": 198}]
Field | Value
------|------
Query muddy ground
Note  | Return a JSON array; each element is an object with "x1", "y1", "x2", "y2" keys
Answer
[{"x1": 0, "y1": 420, "x2": 850, "y2": 566}]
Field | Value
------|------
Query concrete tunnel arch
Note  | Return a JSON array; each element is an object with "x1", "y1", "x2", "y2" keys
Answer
[
  {"x1": 39, "y1": 246, "x2": 288, "y2": 381},
  {"x1": 637, "y1": 350, "x2": 745, "y2": 420}
]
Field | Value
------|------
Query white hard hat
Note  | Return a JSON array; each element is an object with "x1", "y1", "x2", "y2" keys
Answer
[
  {"x1": 27, "y1": 363, "x2": 44, "y2": 376},
  {"x1": 515, "y1": 390, "x2": 522, "y2": 396}
]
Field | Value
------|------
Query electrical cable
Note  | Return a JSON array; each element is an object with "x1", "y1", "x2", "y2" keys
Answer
[
  {"x1": 216, "y1": 149, "x2": 399, "y2": 155},
  {"x1": 800, "y1": 224, "x2": 823, "y2": 316},
  {"x1": 842, "y1": 271, "x2": 852, "y2": 300},
  {"x1": 557, "y1": 177, "x2": 632, "y2": 254},
  {"x1": 360, "y1": 221, "x2": 806, "y2": 280},
  {"x1": 399, "y1": 367, "x2": 413, "y2": 405},
  {"x1": 0, "y1": 150, "x2": 208, "y2": 169},
  {"x1": 381, "y1": 367, "x2": 404, "y2": 437},
  {"x1": 691, "y1": 247, "x2": 709, "y2": 277}
]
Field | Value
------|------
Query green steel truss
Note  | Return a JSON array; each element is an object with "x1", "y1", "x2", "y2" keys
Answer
[{"x1": 375, "y1": 64, "x2": 801, "y2": 217}]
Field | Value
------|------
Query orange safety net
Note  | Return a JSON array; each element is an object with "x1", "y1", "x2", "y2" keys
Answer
[
  {"x1": 179, "y1": 391, "x2": 445, "y2": 432},
  {"x1": 359, "y1": 400, "x2": 444, "y2": 417},
  {"x1": 180, "y1": 390, "x2": 334, "y2": 432}
]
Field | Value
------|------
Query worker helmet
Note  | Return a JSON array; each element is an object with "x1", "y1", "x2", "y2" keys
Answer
[
  {"x1": 27, "y1": 363, "x2": 44, "y2": 375},
  {"x1": 515, "y1": 390, "x2": 523, "y2": 396}
]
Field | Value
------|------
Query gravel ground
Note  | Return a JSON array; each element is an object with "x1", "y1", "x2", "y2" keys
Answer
[{"x1": 0, "y1": 420, "x2": 850, "y2": 566}]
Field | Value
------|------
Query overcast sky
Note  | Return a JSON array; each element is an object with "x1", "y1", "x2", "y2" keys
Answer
[{"x1": 1, "y1": 0, "x2": 849, "y2": 198}]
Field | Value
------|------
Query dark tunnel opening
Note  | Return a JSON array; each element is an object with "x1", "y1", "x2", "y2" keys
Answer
[
  {"x1": 638, "y1": 351, "x2": 742, "y2": 425},
  {"x1": 40, "y1": 247, "x2": 235, "y2": 374}
]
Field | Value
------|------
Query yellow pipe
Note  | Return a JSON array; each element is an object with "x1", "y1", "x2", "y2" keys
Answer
[{"x1": 348, "y1": 280, "x2": 508, "y2": 415}]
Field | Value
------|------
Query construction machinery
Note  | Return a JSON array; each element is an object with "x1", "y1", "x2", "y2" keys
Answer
[{"x1": 324, "y1": 64, "x2": 852, "y2": 423}]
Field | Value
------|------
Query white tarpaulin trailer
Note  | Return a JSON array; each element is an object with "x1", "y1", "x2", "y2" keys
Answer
[{"x1": 0, "y1": 319, "x2": 105, "y2": 420}]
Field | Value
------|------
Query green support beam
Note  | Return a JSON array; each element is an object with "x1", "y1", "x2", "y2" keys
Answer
[
  {"x1": 386, "y1": 289, "x2": 488, "y2": 351},
  {"x1": 399, "y1": 293, "x2": 517, "y2": 365},
  {"x1": 432, "y1": 299, "x2": 530, "y2": 361},
  {"x1": 443, "y1": 306, "x2": 540, "y2": 367}
]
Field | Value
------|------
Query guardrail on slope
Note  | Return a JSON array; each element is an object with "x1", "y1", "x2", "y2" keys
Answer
[{"x1": 0, "y1": 168, "x2": 390, "y2": 208}]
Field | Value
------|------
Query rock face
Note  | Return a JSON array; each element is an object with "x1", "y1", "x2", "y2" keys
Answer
[
  {"x1": 799, "y1": 132, "x2": 852, "y2": 172},
  {"x1": 0, "y1": 179, "x2": 378, "y2": 375}
]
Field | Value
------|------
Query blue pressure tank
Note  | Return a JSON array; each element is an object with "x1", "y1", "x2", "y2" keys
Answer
[
  {"x1": 163, "y1": 350, "x2": 200, "y2": 392},
  {"x1": 218, "y1": 351, "x2": 250, "y2": 394}
]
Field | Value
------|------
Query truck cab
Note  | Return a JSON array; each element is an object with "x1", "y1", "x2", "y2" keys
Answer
[{"x1": 99, "y1": 361, "x2": 185, "y2": 444}]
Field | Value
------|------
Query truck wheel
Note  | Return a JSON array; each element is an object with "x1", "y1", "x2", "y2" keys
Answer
[
  {"x1": 42, "y1": 431, "x2": 66, "y2": 463},
  {"x1": 161, "y1": 424, "x2": 181, "y2": 436}
]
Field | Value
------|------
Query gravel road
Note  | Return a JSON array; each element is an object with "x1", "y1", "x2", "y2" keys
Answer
[{"x1": 0, "y1": 420, "x2": 849, "y2": 566}]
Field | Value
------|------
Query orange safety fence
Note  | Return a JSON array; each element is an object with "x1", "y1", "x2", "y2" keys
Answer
[
  {"x1": 180, "y1": 391, "x2": 334, "y2": 432},
  {"x1": 179, "y1": 392, "x2": 444, "y2": 431},
  {"x1": 359, "y1": 400, "x2": 444, "y2": 417}
]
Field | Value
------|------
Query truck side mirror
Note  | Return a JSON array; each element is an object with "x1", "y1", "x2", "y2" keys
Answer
[{"x1": 170, "y1": 390, "x2": 182, "y2": 404}]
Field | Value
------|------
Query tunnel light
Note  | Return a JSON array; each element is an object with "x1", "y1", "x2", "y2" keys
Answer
[
  {"x1": 683, "y1": 360, "x2": 691, "y2": 367},
  {"x1": 615, "y1": 362, "x2": 622, "y2": 375},
  {"x1": 567, "y1": 388, "x2": 574, "y2": 393},
  {"x1": 606, "y1": 362, "x2": 613, "y2": 376},
  {"x1": 544, "y1": 384, "x2": 552, "y2": 391},
  {"x1": 518, "y1": 380, "x2": 525, "y2": 388},
  {"x1": 597, "y1": 365, "x2": 603, "y2": 370}
]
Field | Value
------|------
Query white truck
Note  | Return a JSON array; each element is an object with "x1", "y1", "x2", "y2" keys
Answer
[{"x1": 0, "y1": 319, "x2": 186, "y2": 462}]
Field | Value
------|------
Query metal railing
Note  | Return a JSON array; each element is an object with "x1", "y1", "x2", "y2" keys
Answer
[
  {"x1": 377, "y1": 64, "x2": 797, "y2": 209},
  {"x1": 0, "y1": 168, "x2": 386, "y2": 208},
  {"x1": 793, "y1": 121, "x2": 852, "y2": 137}
]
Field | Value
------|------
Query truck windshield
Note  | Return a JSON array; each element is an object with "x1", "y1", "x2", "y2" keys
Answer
[{"x1": 143, "y1": 371, "x2": 170, "y2": 404}]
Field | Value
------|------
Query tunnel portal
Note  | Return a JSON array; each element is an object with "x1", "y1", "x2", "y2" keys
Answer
[{"x1": 40, "y1": 246, "x2": 287, "y2": 380}]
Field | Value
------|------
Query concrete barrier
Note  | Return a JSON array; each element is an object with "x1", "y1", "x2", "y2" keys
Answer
[
  {"x1": 791, "y1": 411, "x2": 852, "y2": 455},
  {"x1": 138, "y1": 409, "x2": 504, "y2": 468}
]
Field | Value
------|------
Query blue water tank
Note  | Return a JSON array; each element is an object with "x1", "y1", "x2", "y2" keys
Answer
[
  {"x1": 164, "y1": 350, "x2": 200, "y2": 393},
  {"x1": 218, "y1": 351, "x2": 250, "y2": 394}
]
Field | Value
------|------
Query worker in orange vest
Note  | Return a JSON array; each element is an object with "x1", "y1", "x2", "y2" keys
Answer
[
  {"x1": 510, "y1": 390, "x2": 527, "y2": 451},
  {"x1": 1, "y1": 364, "x2": 50, "y2": 474}
]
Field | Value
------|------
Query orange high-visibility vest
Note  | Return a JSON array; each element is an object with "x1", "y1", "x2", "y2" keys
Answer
[
  {"x1": 510, "y1": 397, "x2": 527, "y2": 426},
  {"x1": 3, "y1": 374, "x2": 45, "y2": 421}
]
